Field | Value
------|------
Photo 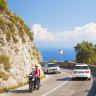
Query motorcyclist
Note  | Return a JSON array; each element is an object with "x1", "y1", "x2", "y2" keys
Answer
[{"x1": 34, "y1": 65, "x2": 41, "y2": 84}]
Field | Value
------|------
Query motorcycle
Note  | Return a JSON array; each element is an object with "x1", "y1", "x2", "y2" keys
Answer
[{"x1": 29, "y1": 74, "x2": 41, "y2": 92}]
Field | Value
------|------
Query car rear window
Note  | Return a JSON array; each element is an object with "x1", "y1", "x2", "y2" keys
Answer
[
  {"x1": 48, "y1": 64, "x2": 57, "y2": 67},
  {"x1": 74, "y1": 66, "x2": 89, "y2": 69}
]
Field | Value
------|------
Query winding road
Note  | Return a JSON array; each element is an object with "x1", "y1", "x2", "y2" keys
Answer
[{"x1": 0, "y1": 68, "x2": 94, "y2": 96}]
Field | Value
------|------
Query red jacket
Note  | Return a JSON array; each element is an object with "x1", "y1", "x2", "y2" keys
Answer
[{"x1": 34, "y1": 69, "x2": 40, "y2": 77}]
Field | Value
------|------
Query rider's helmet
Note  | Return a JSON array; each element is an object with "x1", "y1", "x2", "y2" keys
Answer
[{"x1": 32, "y1": 67, "x2": 34, "y2": 71}]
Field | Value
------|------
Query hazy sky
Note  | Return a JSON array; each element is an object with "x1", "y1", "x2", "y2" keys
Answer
[{"x1": 7, "y1": 0, "x2": 96, "y2": 48}]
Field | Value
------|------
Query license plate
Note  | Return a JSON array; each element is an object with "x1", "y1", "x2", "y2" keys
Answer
[
  {"x1": 78, "y1": 71, "x2": 84, "y2": 73},
  {"x1": 53, "y1": 69, "x2": 57, "y2": 70}
]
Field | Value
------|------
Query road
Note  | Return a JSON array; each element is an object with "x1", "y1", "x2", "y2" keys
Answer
[{"x1": 0, "y1": 68, "x2": 93, "y2": 96}]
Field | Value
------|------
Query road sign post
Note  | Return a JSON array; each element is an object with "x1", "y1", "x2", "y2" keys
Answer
[{"x1": 59, "y1": 49, "x2": 63, "y2": 62}]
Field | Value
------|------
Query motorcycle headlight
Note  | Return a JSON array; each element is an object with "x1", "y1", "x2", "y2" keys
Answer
[
  {"x1": 32, "y1": 78, "x2": 35, "y2": 81},
  {"x1": 30, "y1": 75, "x2": 33, "y2": 77}
]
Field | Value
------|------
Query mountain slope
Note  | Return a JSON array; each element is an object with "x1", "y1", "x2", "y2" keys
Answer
[{"x1": 0, "y1": 0, "x2": 42, "y2": 91}]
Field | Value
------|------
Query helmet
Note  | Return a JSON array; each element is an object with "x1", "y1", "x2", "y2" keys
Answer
[{"x1": 32, "y1": 67, "x2": 34, "y2": 70}]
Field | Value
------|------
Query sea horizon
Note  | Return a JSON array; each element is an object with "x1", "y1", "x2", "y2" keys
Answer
[{"x1": 38, "y1": 47, "x2": 76, "y2": 62}]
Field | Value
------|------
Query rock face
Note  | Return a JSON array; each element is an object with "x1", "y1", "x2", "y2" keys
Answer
[{"x1": 0, "y1": 13, "x2": 42, "y2": 89}]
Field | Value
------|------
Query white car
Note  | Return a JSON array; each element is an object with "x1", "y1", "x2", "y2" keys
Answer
[
  {"x1": 43, "y1": 63, "x2": 61, "y2": 74},
  {"x1": 72, "y1": 64, "x2": 91, "y2": 80}
]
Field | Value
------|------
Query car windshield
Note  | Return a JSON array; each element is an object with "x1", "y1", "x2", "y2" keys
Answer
[
  {"x1": 74, "y1": 66, "x2": 89, "y2": 70},
  {"x1": 48, "y1": 64, "x2": 57, "y2": 67}
]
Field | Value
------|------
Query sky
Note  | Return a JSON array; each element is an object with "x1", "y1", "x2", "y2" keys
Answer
[{"x1": 7, "y1": 0, "x2": 96, "y2": 48}]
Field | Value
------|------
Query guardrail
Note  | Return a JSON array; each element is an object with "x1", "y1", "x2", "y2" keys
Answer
[{"x1": 40, "y1": 62, "x2": 96, "y2": 73}]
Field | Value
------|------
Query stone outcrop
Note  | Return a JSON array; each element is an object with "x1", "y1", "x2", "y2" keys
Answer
[{"x1": 0, "y1": 10, "x2": 43, "y2": 89}]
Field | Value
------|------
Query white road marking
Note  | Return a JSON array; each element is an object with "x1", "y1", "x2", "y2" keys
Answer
[{"x1": 42, "y1": 72, "x2": 72, "y2": 96}]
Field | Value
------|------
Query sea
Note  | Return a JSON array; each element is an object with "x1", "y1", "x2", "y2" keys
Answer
[{"x1": 38, "y1": 48, "x2": 76, "y2": 62}]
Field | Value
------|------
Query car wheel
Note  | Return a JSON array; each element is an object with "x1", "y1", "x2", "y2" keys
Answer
[
  {"x1": 58, "y1": 71, "x2": 61, "y2": 74},
  {"x1": 47, "y1": 70, "x2": 50, "y2": 74},
  {"x1": 72, "y1": 77, "x2": 75, "y2": 80},
  {"x1": 88, "y1": 77, "x2": 91, "y2": 80}
]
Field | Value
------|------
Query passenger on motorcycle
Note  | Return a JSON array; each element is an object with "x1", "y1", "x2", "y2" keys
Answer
[{"x1": 30, "y1": 67, "x2": 35, "y2": 75}]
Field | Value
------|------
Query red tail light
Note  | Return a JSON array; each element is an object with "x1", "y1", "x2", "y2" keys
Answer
[
  {"x1": 73, "y1": 71, "x2": 77, "y2": 73},
  {"x1": 85, "y1": 71, "x2": 90, "y2": 73}
]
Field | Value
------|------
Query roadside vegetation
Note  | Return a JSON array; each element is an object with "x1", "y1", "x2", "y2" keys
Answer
[
  {"x1": 0, "y1": 72, "x2": 9, "y2": 80},
  {"x1": 0, "y1": 0, "x2": 34, "y2": 43},
  {"x1": 0, "y1": 75, "x2": 46, "y2": 94},
  {"x1": 0, "y1": 81, "x2": 28, "y2": 94},
  {"x1": 0, "y1": 54, "x2": 11, "y2": 81},
  {"x1": 49, "y1": 59, "x2": 57, "y2": 62},
  {"x1": 0, "y1": 0, "x2": 8, "y2": 12},
  {"x1": 74, "y1": 41, "x2": 96, "y2": 65},
  {"x1": 0, "y1": 54, "x2": 11, "y2": 70}
]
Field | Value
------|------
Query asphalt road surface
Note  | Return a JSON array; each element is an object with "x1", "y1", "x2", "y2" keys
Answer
[{"x1": 0, "y1": 68, "x2": 94, "y2": 96}]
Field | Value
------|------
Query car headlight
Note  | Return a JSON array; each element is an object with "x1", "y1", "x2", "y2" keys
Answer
[
  {"x1": 57, "y1": 67, "x2": 60, "y2": 70},
  {"x1": 49, "y1": 69, "x2": 52, "y2": 71}
]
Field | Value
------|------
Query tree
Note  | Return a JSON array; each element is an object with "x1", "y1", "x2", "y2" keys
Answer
[{"x1": 74, "y1": 41, "x2": 96, "y2": 65}]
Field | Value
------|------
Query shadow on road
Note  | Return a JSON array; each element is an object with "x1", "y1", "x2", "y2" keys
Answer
[
  {"x1": 11, "y1": 89, "x2": 29, "y2": 94},
  {"x1": 60, "y1": 67, "x2": 73, "y2": 70},
  {"x1": 87, "y1": 73, "x2": 96, "y2": 96},
  {"x1": 56, "y1": 77, "x2": 88, "y2": 81},
  {"x1": 56, "y1": 77, "x2": 71, "y2": 81}
]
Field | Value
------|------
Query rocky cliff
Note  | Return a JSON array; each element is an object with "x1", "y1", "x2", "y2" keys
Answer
[{"x1": 0, "y1": 0, "x2": 42, "y2": 90}]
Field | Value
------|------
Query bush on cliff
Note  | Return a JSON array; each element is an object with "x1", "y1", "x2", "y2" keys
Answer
[
  {"x1": 0, "y1": 0, "x2": 8, "y2": 11},
  {"x1": 0, "y1": 54, "x2": 11, "y2": 70}
]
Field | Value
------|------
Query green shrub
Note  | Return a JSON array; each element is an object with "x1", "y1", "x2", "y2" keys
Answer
[
  {"x1": 31, "y1": 56, "x2": 34, "y2": 59},
  {"x1": 14, "y1": 15, "x2": 21, "y2": 21},
  {"x1": 0, "y1": 19, "x2": 5, "y2": 29},
  {"x1": 18, "y1": 27, "x2": 24, "y2": 37},
  {"x1": 13, "y1": 15, "x2": 24, "y2": 24},
  {"x1": 6, "y1": 30, "x2": 12, "y2": 41},
  {"x1": 0, "y1": 0, "x2": 8, "y2": 11},
  {"x1": 10, "y1": 15, "x2": 17, "y2": 24},
  {"x1": 41, "y1": 75, "x2": 46, "y2": 79},
  {"x1": 49, "y1": 59, "x2": 57, "y2": 62},
  {"x1": 33, "y1": 51, "x2": 36, "y2": 56},
  {"x1": 29, "y1": 33, "x2": 33, "y2": 41},
  {"x1": 7, "y1": 22, "x2": 15, "y2": 34},
  {"x1": 0, "y1": 72, "x2": 9, "y2": 80},
  {"x1": 6, "y1": 10, "x2": 11, "y2": 15},
  {"x1": 18, "y1": 26, "x2": 27, "y2": 43},
  {"x1": 13, "y1": 36, "x2": 18, "y2": 43},
  {"x1": 19, "y1": 19, "x2": 24, "y2": 25},
  {"x1": 24, "y1": 24, "x2": 33, "y2": 41},
  {"x1": 73, "y1": 59, "x2": 77, "y2": 63},
  {"x1": 0, "y1": 54, "x2": 11, "y2": 70}
]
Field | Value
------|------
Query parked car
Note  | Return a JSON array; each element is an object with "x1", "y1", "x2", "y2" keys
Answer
[
  {"x1": 72, "y1": 64, "x2": 91, "y2": 80},
  {"x1": 43, "y1": 63, "x2": 61, "y2": 74}
]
